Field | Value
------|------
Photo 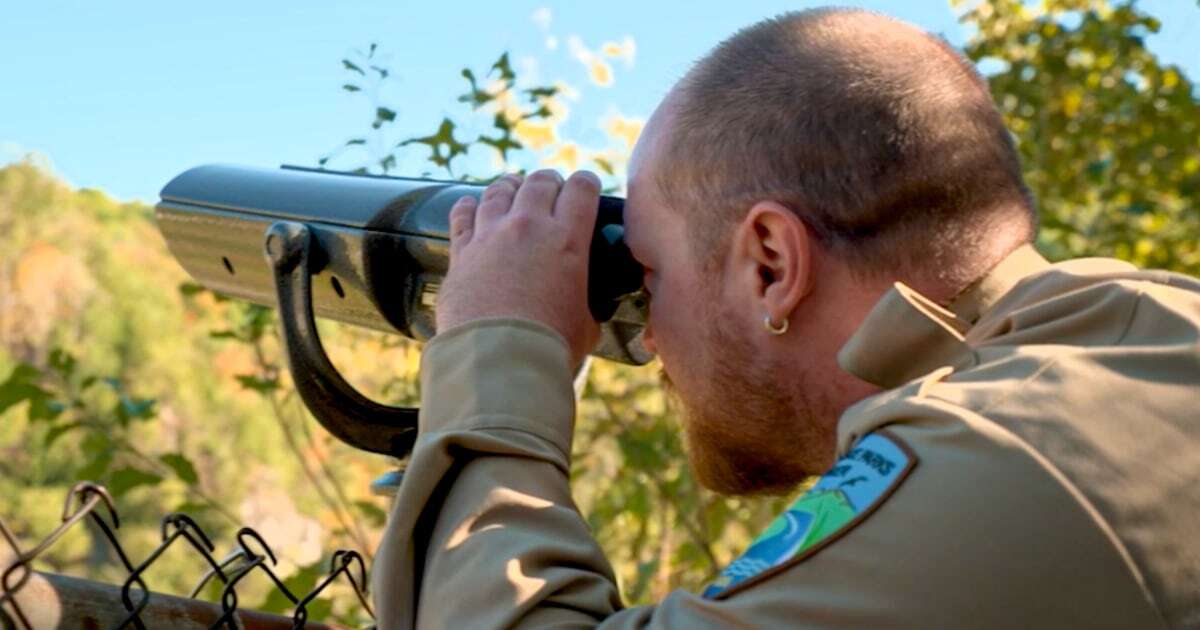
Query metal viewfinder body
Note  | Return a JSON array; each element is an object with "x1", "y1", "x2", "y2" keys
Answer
[{"x1": 156, "y1": 164, "x2": 649, "y2": 456}]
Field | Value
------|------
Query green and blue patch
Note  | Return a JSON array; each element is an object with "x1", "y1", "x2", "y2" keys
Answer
[{"x1": 703, "y1": 431, "x2": 916, "y2": 599}]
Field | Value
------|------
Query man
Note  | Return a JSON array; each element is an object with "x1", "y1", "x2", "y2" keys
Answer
[{"x1": 373, "y1": 8, "x2": 1200, "y2": 628}]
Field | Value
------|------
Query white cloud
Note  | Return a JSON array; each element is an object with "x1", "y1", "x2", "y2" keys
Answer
[
  {"x1": 531, "y1": 7, "x2": 552, "y2": 31},
  {"x1": 545, "y1": 35, "x2": 559, "y2": 51}
]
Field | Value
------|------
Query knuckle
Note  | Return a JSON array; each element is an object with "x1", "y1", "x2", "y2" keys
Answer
[
  {"x1": 483, "y1": 178, "x2": 517, "y2": 200},
  {"x1": 526, "y1": 169, "x2": 563, "y2": 188},
  {"x1": 567, "y1": 171, "x2": 601, "y2": 196},
  {"x1": 506, "y1": 213, "x2": 535, "y2": 234}
]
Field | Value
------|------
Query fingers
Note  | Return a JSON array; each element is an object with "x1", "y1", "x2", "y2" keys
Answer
[
  {"x1": 448, "y1": 194, "x2": 477, "y2": 258},
  {"x1": 477, "y1": 174, "x2": 522, "y2": 224},
  {"x1": 510, "y1": 169, "x2": 563, "y2": 218},
  {"x1": 554, "y1": 171, "x2": 602, "y2": 243}
]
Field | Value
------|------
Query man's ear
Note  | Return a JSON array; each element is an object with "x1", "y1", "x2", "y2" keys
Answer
[{"x1": 728, "y1": 201, "x2": 814, "y2": 326}]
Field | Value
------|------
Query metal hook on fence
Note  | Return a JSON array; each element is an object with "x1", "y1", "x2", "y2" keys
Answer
[
  {"x1": 71, "y1": 483, "x2": 148, "y2": 630},
  {"x1": 211, "y1": 527, "x2": 298, "y2": 630},
  {"x1": 291, "y1": 549, "x2": 374, "y2": 629},
  {"x1": 116, "y1": 513, "x2": 228, "y2": 629},
  {"x1": 1, "y1": 482, "x2": 131, "y2": 629}
]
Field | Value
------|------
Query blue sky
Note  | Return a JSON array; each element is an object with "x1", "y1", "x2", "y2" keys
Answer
[{"x1": 2, "y1": 0, "x2": 1197, "y2": 203}]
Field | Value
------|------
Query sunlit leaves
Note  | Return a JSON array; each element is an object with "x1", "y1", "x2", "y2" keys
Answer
[{"x1": 958, "y1": 0, "x2": 1200, "y2": 274}]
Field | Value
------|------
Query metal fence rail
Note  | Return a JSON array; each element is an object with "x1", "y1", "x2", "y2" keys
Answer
[{"x1": 0, "y1": 482, "x2": 373, "y2": 629}]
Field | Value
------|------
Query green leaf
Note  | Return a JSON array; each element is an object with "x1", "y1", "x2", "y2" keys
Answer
[
  {"x1": 240, "y1": 304, "x2": 274, "y2": 341},
  {"x1": 490, "y1": 52, "x2": 515, "y2": 83},
  {"x1": 0, "y1": 364, "x2": 51, "y2": 416},
  {"x1": 354, "y1": 499, "x2": 388, "y2": 527},
  {"x1": 208, "y1": 330, "x2": 240, "y2": 340},
  {"x1": 370, "y1": 65, "x2": 389, "y2": 79},
  {"x1": 160, "y1": 453, "x2": 200, "y2": 485},
  {"x1": 48, "y1": 349, "x2": 77, "y2": 378},
  {"x1": 29, "y1": 397, "x2": 66, "y2": 422},
  {"x1": 173, "y1": 501, "x2": 211, "y2": 515},
  {"x1": 235, "y1": 374, "x2": 279, "y2": 393},
  {"x1": 107, "y1": 467, "x2": 163, "y2": 498},
  {"x1": 479, "y1": 134, "x2": 522, "y2": 161},
  {"x1": 399, "y1": 118, "x2": 469, "y2": 173},
  {"x1": 345, "y1": 138, "x2": 367, "y2": 146},
  {"x1": 44, "y1": 421, "x2": 84, "y2": 448},
  {"x1": 342, "y1": 59, "x2": 365, "y2": 75},
  {"x1": 115, "y1": 395, "x2": 156, "y2": 426},
  {"x1": 178, "y1": 281, "x2": 205, "y2": 297},
  {"x1": 524, "y1": 86, "x2": 558, "y2": 101},
  {"x1": 457, "y1": 67, "x2": 492, "y2": 109},
  {"x1": 342, "y1": 83, "x2": 362, "y2": 92},
  {"x1": 372, "y1": 107, "x2": 398, "y2": 129}
]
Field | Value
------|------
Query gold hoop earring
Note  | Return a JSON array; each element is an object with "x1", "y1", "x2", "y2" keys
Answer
[{"x1": 763, "y1": 313, "x2": 789, "y2": 336}]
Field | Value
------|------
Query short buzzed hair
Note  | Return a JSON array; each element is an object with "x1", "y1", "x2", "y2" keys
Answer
[{"x1": 660, "y1": 8, "x2": 1036, "y2": 286}]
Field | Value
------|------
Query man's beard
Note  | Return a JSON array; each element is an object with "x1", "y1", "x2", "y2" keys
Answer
[{"x1": 662, "y1": 315, "x2": 832, "y2": 496}]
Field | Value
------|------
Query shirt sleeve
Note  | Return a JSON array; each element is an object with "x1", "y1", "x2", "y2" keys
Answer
[
  {"x1": 370, "y1": 319, "x2": 756, "y2": 628},
  {"x1": 369, "y1": 318, "x2": 614, "y2": 628}
]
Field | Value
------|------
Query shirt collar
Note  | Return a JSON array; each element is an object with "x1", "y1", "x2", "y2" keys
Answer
[{"x1": 837, "y1": 244, "x2": 1051, "y2": 389}]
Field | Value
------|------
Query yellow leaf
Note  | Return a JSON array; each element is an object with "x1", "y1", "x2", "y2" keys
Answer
[
  {"x1": 601, "y1": 37, "x2": 636, "y2": 65},
  {"x1": 514, "y1": 120, "x2": 557, "y2": 151},
  {"x1": 1162, "y1": 68, "x2": 1179, "y2": 90},
  {"x1": 603, "y1": 114, "x2": 644, "y2": 150},
  {"x1": 544, "y1": 143, "x2": 581, "y2": 171},
  {"x1": 1135, "y1": 239, "x2": 1154, "y2": 260},
  {"x1": 589, "y1": 60, "x2": 614, "y2": 87},
  {"x1": 1062, "y1": 88, "x2": 1083, "y2": 117}
]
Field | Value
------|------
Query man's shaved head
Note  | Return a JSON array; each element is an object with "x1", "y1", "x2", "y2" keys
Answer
[{"x1": 659, "y1": 8, "x2": 1035, "y2": 289}]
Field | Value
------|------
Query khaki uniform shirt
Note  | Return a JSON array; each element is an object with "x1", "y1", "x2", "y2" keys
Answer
[{"x1": 372, "y1": 245, "x2": 1200, "y2": 628}]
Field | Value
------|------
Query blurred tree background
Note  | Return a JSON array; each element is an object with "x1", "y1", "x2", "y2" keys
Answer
[{"x1": 0, "y1": 0, "x2": 1196, "y2": 620}]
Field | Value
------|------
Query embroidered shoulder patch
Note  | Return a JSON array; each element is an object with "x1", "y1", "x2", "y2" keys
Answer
[{"x1": 702, "y1": 430, "x2": 916, "y2": 599}]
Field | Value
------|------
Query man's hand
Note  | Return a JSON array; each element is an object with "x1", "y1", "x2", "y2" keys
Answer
[{"x1": 436, "y1": 169, "x2": 602, "y2": 368}]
